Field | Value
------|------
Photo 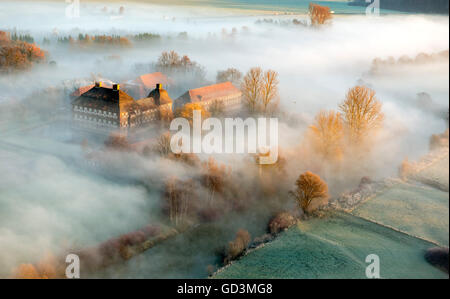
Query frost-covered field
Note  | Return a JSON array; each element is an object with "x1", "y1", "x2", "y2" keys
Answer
[
  {"x1": 213, "y1": 212, "x2": 447, "y2": 279},
  {"x1": 352, "y1": 182, "x2": 449, "y2": 246},
  {"x1": 1, "y1": 0, "x2": 448, "y2": 278},
  {"x1": 351, "y1": 148, "x2": 449, "y2": 246},
  {"x1": 410, "y1": 152, "x2": 449, "y2": 191},
  {"x1": 215, "y1": 148, "x2": 449, "y2": 279}
]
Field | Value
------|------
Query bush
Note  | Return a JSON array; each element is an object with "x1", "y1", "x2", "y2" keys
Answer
[
  {"x1": 399, "y1": 158, "x2": 414, "y2": 180},
  {"x1": 206, "y1": 264, "x2": 216, "y2": 276},
  {"x1": 429, "y1": 129, "x2": 449, "y2": 151},
  {"x1": 425, "y1": 247, "x2": 449, "y2": 273},
  {"x1": 224, "y1": 229, "x2": 251, "y2": 264},
  {"x1": 268, "y1": 212, "x2": 296, "y2": 234},
  {"x1": 252, "y1": 234, "x2": 274, "y2": 247}
]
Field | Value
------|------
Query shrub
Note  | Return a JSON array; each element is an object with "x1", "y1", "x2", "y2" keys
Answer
[
  {"x1": 104, "y1": 133, "x2": 131, "y2": 151},
  {"x1": 252, "y1": 234, "x2": 274, "y2": 247},
  {"x1": 224, "y1": 229, "x2": 251, "y2": 264},
  {"x1": 206, "y1": 264, "x2": 216, "y2": 276},
  {"x1": 268, "y1": 212, "x2": 296, "y2": 234},
  {"x1": 424, "y1": 247, "x2": 449, "y2": 273},
  {"x1": 429, "y1": 129, "x2": 449, "y2": 151}
]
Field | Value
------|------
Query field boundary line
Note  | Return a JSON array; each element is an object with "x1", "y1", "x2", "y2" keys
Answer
[{"x1": 345, "y1": 212, "x2": 444, "y2": 247}]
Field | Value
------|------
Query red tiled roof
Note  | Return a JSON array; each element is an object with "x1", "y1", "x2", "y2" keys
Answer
[
  {"x1": 187, "y1": 82, "x2": 241, "y2": 103},
  {"x1": 136, "y1": 72, "x2": 171, "y2": 89}
]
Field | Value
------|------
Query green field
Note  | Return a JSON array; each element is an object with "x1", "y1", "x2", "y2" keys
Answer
[
  {"x1": 89, "y1": 206, "x2": 276, "y2": 278},
  {"x1": 213, "y1": 212, "x2": 447, "y2": 279},
  {"x1": 352, "y1": 182, "x2": 449, "y2": 246}
]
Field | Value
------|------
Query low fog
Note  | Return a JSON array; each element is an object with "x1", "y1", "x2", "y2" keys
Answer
[{"x1": 0, "y1": 0, "x2": 448, "y2": 277}]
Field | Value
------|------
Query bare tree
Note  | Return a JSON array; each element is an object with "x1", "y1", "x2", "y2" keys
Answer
[
  {"x1": 289, "y1": 171, "x2": 329, "y2": 214},
  {"x1": 339, "y1": 86, "x2": 384, "y2": 144},
  {"x1": 216, "y1": 68, "x2": 242, "y2": 85},
  {"x1": 241, "y1": 67, "x2": 263, "y2": 113},
  {"x1": 157, "y1": 50, "x2": 180, "y2": 69},
  {"x1": 261, "y1": 70, "x2": 279, "y2": 114},
  {"x1": 241, "y1": 67, "x2": 279, "y2": 114},
  {"x1": 208, "y1": 100, "x2": 225, "y2": 117},
  {"x1": 164, "y1": 178, "x2": 194, "y2": 226},
  {"x1": 201, "y1": 157, "x2": 229, "y2": 203}
]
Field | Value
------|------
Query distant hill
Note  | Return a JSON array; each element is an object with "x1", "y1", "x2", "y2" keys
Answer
[{"x1": 350, "y1": 0, "x2": 449, "y2": 14}]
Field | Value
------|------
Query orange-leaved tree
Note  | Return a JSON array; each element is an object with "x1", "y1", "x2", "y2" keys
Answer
[
  {"x1": 309, "y1": 110, "x2": 344, "y2": 161},
  {"x1": 289, "y1": 171, "x2": 329, "y2": 214},
  {"x1": 175, "y1": 103, "x2": 210, "y2": 124},
  {"x1": 309, "y1": 3, "x2": 332, "y2": 26}
]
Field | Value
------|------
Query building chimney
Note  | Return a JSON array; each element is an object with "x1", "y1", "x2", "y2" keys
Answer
[
  {"x1": 156, "y1": 83, "x2": 162, "y2": 90},
  {"x1": 113, "y1": 84, "x2": 120, "y2": 91},
  {"x1": 95, "y1": 81, "x2": 102, "y2": 88}
]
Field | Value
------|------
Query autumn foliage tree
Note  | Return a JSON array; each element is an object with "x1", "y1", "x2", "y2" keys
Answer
[
  {"x1": 0, "y1": 31, "x2": 46, "y2": 73},
  {"x1": 158, "y1": 50, "x2": 181, "y2": 69},
  {"x1": 290, "y1": 171, "x2": 329, "y2": 214},
  {"x1": 13, "y1": 253, "x2": 61, "y2": 279},
  {"x1": 14, "y1": 264, "x2": 43, "y2": 279},
  {"x1": 175, "y1": 102, "x2": 210, "y2": 124},
  {"x1": 309, "y1": 3, "x2": 332, "y2": 26},
  {"x1": 339, "y1": 86, "x2": 384, "y2": 145},
  {"x1": 309, "y1": 110, "x2": 344, "y2": 161},
  {"x1": 399, "y1": 157, "x2": 414, "y2": 181}
]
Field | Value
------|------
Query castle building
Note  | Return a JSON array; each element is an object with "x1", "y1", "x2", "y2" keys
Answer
[
  {"x1": 71, "y1": 82, "x2": 172, "y2": 131},
  {"x1": 175, "y1": 81, "x2": 242, "y2": 111}
]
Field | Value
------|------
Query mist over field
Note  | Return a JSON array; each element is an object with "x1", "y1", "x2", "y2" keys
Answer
[{"x1": 0, "y1": 0, "x2": 448, "y2": 278}]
